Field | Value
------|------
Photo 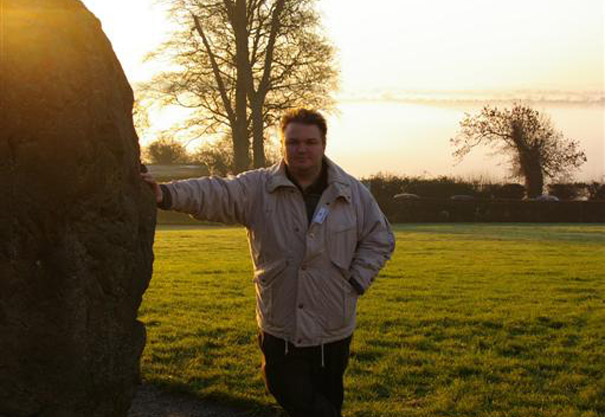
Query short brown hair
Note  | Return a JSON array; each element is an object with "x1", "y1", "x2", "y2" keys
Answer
[{"x1": 280, "y1": 108, "x2": 327, "y2": 142}]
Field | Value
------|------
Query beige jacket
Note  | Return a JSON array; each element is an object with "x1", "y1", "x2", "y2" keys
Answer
[{"x1": 164, "y1": 158, "x2": 394, "y2": 347}]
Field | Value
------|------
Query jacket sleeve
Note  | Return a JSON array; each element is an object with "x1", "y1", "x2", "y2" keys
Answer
[
  {"x1": 161, "y1": 170, "x2": 262, "y2": 227},
  {"x1": 349, "y1": 188, "x2": 395, "y2": 294}
]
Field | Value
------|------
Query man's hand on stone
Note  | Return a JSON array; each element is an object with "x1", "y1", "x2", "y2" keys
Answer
[{"x1": 140, "y1": 172, "x2": 163, "y2": 204}]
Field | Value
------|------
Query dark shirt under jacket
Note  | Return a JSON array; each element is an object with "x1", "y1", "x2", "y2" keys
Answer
[{"x1": 285, "y1": 160, "x2": 329, "y2": 224}]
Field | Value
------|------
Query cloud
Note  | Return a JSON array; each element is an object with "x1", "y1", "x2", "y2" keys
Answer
[{"x1": 336, "y1": 89, "x2": 605, "y2": 106}]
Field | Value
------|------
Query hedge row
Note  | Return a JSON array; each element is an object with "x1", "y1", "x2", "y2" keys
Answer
[
  {"x1": 363, "y1": 174, "x2": 605, "y2": 202},
  {"x1": 384, "y1": 199, "x2": 605, "y2": 223}
]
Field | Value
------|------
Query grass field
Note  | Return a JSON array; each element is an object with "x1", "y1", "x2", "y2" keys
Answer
[{"x1": 139, "y1": 224, "x2": 605, "y2": 417}]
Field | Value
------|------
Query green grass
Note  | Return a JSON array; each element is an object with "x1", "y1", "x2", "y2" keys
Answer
[{"x1": 139, "y1": 224, "x2": 605, "y2": 416}]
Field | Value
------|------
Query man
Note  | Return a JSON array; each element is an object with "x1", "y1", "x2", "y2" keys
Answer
[{"x1": 141, "y1": 108, "x2": 394, "y2": 417}]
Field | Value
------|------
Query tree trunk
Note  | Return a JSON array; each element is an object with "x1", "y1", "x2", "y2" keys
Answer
[
  {"x1": 231, "y1": 121, "x2": 249, "y2": 173},
  {"x1": 512, "y1": 122, "x2": 544, "y2": 198},
  {"x1": 232, "y1": 0, "x2": 250, "y2": 173},
  {"x1": 251, "y1": 101, "x2": 265, "y2": 168},
  {"x1": 247, "y1": 0, "x2": 285, "y2": 169},
  {"x1": 192, "y1": 9, "x2": 248, "y2": 173},
  {"x1": 519, "y1": 148, "x2": 544, "y2": 198},
  {"x1": 524, "y1": 162, "x2": 544, "y2": 198}
]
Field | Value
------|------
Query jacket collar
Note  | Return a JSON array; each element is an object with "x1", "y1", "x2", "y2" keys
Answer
[{"x1": 266, "y1": 157, "x2": 351, "y2": 202}]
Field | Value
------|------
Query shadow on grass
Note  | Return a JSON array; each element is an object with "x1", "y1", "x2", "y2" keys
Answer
[{"x1": 131, "y1": 379, "x2": 287, "y2": 417}]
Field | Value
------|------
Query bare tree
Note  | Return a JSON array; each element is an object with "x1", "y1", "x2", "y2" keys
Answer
[
  {"x1": 145, "y1": 136, "x2": 191, "y2": 164},
  {"x1": 451, "y1": 104, "x2": 587, "y2": 198},
  {"x1": 139, "y1": 0, "x2": 337, "y2": 173},
  {"x1": 192, "y1": 132, "x2": 281, "y2": 176},
  {"x1": 192, "y1": 135, "x2": 234, "y2": 176}
]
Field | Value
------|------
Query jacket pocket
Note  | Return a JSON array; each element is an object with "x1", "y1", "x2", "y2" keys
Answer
[
  {"x1": 253, "y1": 258, "x2": 288, "y2": 323},
  {"x1": 326, "y1": 215, "x2": 357, "y2": 325},
  {"x1": 327, "y1": 220, "x2": 357, "y2": 270},
  {"x1": 322, "y1": 259, "x2": 358, "y2": 331},
  {"x1": 254, "y1": 258, "x2": 288, "y2": 286}
]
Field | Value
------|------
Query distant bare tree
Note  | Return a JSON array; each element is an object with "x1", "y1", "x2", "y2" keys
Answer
[
  {"x1": 145, "y1": 137, "x2": 191, "y2": 165},
  {"x1": 139, "y1": 0, "x2": 338, "y2": 173},
  {"x1": 192, "y1": 135, "x2": 234, "y2": 176},
  {"x1": 451, "y1": 104, "x2": 587, "y2": 197},
  {"x1": 192, "y1": 132, "x2": 282, "y2": 176}
]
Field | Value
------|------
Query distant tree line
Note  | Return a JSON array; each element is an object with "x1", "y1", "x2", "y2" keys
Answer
[
  {"x1": 363, "y1": 173, "x2": 605, "y2": 203},
  {"x1": 363, "y1": 173, "x2": 605, "y2": 223}
]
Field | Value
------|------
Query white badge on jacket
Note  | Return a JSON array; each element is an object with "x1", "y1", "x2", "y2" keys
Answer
[{"x1": 313, "y1": 206, "x2": 329, "y2": 224}]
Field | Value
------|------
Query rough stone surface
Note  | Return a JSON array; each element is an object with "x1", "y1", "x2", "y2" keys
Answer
[{"x1": 0, "y1": 1, "x2": 156, "y2": 416}]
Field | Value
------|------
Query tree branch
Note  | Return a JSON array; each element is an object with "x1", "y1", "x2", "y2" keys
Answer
[{"x1": 192, "y1": 12, "x2": 236, "y2": 123}]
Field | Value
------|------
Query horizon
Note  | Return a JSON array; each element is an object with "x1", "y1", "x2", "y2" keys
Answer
[{"x1": 333, "y1": 89, "x2": 605, "y2": 105}]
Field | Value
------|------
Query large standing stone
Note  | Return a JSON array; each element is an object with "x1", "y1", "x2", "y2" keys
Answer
[{"x1": 0, "y1": 1, "x2": 156, "y2": 416}]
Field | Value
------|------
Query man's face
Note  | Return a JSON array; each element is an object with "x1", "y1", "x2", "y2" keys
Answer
[{"x1": 282, "y1": 122, "x2": 326, "y2": 173}]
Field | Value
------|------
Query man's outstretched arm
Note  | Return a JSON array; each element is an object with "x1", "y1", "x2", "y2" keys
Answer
[{"x1": 140, "y1": 171, "x2": 260, "y2": 227}]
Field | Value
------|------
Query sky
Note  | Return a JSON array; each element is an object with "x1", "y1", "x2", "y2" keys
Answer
[
  {"x1": 319, "y1": 0, "x2": 604, "y2": 93},
  {"x1": 83, "y1": 0, "x2": 604, "y2": 92},
  {"x1": 81, "y1": 0, "x2": 604, "y2": 179}
]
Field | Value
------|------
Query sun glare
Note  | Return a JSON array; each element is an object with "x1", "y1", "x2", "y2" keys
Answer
[{"x1": 80, "y1": 0, "x2": 173, "y2": 82}]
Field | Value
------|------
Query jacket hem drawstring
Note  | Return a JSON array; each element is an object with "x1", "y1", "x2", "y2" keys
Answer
[
  {"x1": 283, "y1": 338, "x2": 325, "y2": 367},
  {"x1": 320, "y1": 342, "x2": 325, "y2": 368}
]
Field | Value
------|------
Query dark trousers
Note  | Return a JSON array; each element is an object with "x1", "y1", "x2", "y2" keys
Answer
[{"x1": 258, "y1": 332, "x2": 352, "y2": 417}]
